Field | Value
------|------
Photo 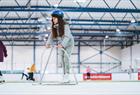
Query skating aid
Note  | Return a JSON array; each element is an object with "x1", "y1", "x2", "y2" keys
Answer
[{"x1": 33, "y1": 46, "x2": 78, "y2": 85}]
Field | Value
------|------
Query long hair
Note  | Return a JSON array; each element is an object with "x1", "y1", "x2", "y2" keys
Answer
[{"x1": 51, "y1": 17, "x2": 65, "y2": 38}]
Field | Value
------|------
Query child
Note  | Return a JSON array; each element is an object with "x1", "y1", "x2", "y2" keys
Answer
[
  {"x1": 21, "y1": 67, "x2": 30, "y2": 80},
  {"x1": 28, "y1": 64, "x2": 36, "y2": 81},
  {"x1": 21, "y1": 64, "x2": 36, "y2": 81},
  {"x1": 86, "y1": 66, "x2": 91, "y2": 80}
]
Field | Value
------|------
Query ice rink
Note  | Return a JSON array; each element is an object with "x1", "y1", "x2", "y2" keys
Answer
[{"x1": 0, "y1": 81, "x2": 140, "y2": 95}]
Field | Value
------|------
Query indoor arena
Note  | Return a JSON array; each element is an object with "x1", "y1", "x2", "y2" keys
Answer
[{"x1": 0, "y1": 0, "x2": 140, "y2": 95}]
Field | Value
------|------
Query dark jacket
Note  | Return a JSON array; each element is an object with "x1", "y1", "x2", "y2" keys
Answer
[{"x1": 0, "y1": 41, "x2": 7, "y2": 62}]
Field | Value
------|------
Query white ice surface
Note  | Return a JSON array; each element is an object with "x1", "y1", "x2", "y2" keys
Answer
[{"x1": 0, "y1": 81, "x2": 140, "y2": 95}]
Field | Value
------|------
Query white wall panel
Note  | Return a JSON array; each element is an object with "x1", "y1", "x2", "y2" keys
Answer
[
  {"x1": 1, "y1": 46, "x2": 121, "y2": 73},
  {"x1": 121, "y1": 43, "x2": 140, "y2": 71}
]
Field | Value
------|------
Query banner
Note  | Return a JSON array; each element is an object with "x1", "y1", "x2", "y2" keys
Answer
[
  {"x1": 83, "y1": 73, "x2": 112, "y2": 80},
  {"x1": 138, "y1": 73, "x2": 140, "y2": 80}
]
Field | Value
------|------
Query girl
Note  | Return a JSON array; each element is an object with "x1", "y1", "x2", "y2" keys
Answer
[{"x1": 45, "y1": 10, "x2": 74, "y2": 83}]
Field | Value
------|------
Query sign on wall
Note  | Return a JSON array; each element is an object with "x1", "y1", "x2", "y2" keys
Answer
[{"x1": 83, "y1": 73, "x2": 112, "y2": 80}]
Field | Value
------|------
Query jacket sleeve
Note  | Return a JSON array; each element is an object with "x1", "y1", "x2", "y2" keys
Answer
[
  {"x1": 46, "y1": 32, "x2": 53, "y2": 45},
  {"x1": 61, "y1": 24, "x2": 72, "y2": 48},
  {"x1": 2, "y1": 43, "x2": 8, "y2": 57}
]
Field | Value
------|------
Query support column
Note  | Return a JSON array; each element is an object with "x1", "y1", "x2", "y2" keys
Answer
[
  {"x1": 129, "y1": 45, "x2": 133, "y2": 80},
  {"x1": 33, "y1": 41, "x2": 36, "y2": 64},
  {"x1": 100, "y1": 41, "x2": 103, "y2": 73},
  {"x1": 11, "y1": 41, "x2": 14, "y2": 70},
  {"x1": 78, "y1": 41, "x2": 81, "y2": 73}
]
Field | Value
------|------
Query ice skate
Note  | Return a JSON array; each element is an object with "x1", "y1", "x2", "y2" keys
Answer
[
  {"x1": 62, "y1": 74, "x2": 70, "y2": 83},
  {"x1": 0, "y1": 76, "x2": 5, "y2": 83}
]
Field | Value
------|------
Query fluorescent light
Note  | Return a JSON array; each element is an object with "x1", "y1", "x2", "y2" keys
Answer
[
  {"x1": 43, "y1": 38, "x2": 46, "y2": 41},
  {"x1": 116, "y1": 28, "x2": 120, "y2": 32},
  {"x1": 116, "y1": 28, "x2": 121, "y2": 34},
  {"x1": 47, "y1": 26, "x2": 51, "y2": 30},
  {"x1": 45, "y1": 34, "x2": 48, "y2": 37},
  {"x1": 46, "y1": 17, "x2": 51, "y2": 20},
  {"x1": 105, "y1": 35, "x2": 109, "y2": 39},
  {"x1": 54, "y1": 4, "x2": 58, "y2": 8},
  {"x1": 131, "y1": 19, "x2": 136, "y2": 23}
]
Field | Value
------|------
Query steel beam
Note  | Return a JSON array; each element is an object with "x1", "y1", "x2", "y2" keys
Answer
[
  {"x1": 0, "y1": 6, "x2": 140, "y2": 13},
  {"x1": 0, "y1": 32, "x2": 135, "y2": 37},
  {"x1": 0, "y1": 22, "x2": 131, "y2": 26},
  {"x1": 0, "y1": 18, "x2": 132, "y2": 23},
  {"x1": 0, "y1": 27, "x2": 139, "y2": 33}
]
